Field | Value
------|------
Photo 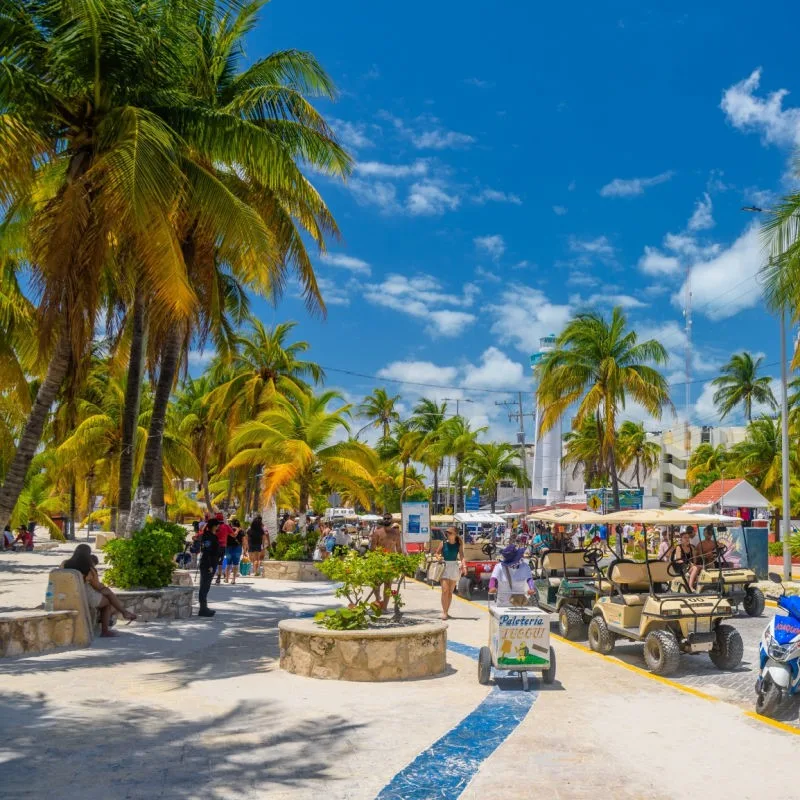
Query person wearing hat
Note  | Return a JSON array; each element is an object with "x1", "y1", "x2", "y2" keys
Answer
[{"x1": 488, "y1": 545, "x2": 536, "y2": 606}]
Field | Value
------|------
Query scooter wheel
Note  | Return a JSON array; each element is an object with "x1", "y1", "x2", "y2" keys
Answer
[
  {"x1": 755, "y1": 680, "x2": 782, "y2": 717},
  {"x1": 478, "y1": 646, "x2": 492, "y2": 685}
]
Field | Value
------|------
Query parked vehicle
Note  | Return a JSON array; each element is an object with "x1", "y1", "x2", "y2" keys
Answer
[{"x1": 755, "y1": 573, "x2": 800, "y2": 717}]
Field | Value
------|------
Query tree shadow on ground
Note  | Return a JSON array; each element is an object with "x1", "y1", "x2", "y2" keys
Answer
[{"x1": 0, "y1": 691, "x2": 363, "y2": 800}]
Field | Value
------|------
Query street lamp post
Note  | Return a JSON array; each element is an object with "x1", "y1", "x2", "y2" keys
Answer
[{"x1": 743, "y1": 206, "x2": 793, "y2": 582}]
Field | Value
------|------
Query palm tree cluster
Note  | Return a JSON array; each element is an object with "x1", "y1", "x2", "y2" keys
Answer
[{"x1": 0, "y1": 0, "x2": 350, "y2": 534}]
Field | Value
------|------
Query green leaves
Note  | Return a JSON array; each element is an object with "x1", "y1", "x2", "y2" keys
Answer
[{"x1": 103, "y1": 521, "x2": 186, "y2": 589}]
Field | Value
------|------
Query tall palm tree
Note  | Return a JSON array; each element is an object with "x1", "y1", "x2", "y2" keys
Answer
[
  {"x1": 357, "y1": 388, "x2": 401, "y2": 442},
  {"x1": 0, "y1": 0, "x2": 193, "y2": 530},
  {"x1": 730, "y1": 417, "x2": 792, "y2": 501},
  {"x1": 381, "y1": 420, "x2": 424, "y2": 501},
  {"x1": 687, "y1": 442, "x2": 731, "y2": 496},
  {"x1": 712, "y1": 352, "x2": 776, "y2": 422},
  {"x1": 440, "y1": 416, "x2": 486, "y2": 512},
  {"x1": 225, "y1": 391, "x2": 378, "y2": 526},
  {"x1": 126, "y1": 0, "x2": 350, "y2": 531},
  {"x1": 616, "y1": 420, "x2": 660, "y2": 488},
  {"x1": 562, "y1": 416, "x2": 608, "y2": 488},
  {"x1": 536, "y1": 307, "x2": 672, "y2": 512},
  {"x1": 410, "y1": 398, "x2": 448, "y2": 513},
  {"x1": 463, "y1": 443, "x2": 527, "y2": 512}
]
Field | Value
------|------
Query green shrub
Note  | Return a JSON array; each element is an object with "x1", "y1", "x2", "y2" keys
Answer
[
  {"x1": 770, "y1": 533, "x2": 800, "y2": 558},
  {"x1": 270, "y1": 531, "x2": 316, "y2": 561},
  {"x1": 283, "y1": 543, "x2": 306, "y2": 561},
  {"x1": 769, "y1": 541, "x2": 783, "y2": 557},
  {"x1": 103, "y1": 524, "x2": 186, "y2": 589},
  {"x1": 314, "y1": 550, "x2": 423, "y2": 630}
]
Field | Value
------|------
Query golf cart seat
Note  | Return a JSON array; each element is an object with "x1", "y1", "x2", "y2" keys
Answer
[
  {"x1": 600, "y1": 559, "x2": 672, "y2": 602},
  {"x1": 541, "y1": 551, "x2": 587, "y2": 577}
]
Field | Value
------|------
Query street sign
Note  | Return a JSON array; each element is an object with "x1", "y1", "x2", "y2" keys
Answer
[
  {"x1": 402, "y1": 501, "x2": 430, "y2": 550},
  {"x1": 586, "y1": 488, "x2": 644, "y2": 514},
  {"x1": 465, "y1": 488, "x2": 480, "y2": 511}
]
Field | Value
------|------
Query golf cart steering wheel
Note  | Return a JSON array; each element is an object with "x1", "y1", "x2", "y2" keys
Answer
[
  {"x1": 583, "y1": 547, "x2": 603, "y2": 566},
  {"x1": 482, "y1": 543, "x2": 497, "y2": 558}
]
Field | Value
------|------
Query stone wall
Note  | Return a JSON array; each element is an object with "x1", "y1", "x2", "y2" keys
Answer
[
  {"x1": 279, "y1": 618, "x2": 447, "y2": 681},
  {"x1": 262, "y1": 561, "x2": 328, "y2": 582},
  {"x1": 0, "y1": 610, "x2": 77, "y2": 657},
  {"x1": 114, "y1": 586, "x2": 193, "y2": 621}
]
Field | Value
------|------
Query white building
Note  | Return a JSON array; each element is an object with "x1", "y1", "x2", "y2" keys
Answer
[{"x1": 530, "y1": 335, "x2": 563, "y2": 504}]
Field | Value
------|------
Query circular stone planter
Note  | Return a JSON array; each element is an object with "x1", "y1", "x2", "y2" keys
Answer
[
  {"x1": 261, "y1": 561, "x2": 328, "y2": 581},
  {"x1": 279, "y1": 618, "x2": 447, "y2": 681}
]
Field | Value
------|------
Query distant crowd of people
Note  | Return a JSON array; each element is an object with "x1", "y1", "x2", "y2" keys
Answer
[{"x1": 3, "y1": 523, "x2": 35, "y2": 552}]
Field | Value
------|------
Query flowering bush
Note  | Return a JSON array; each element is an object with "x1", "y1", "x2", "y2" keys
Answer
[{"x1": 314, "y1": 550, "x2": 422, "y2": 630}]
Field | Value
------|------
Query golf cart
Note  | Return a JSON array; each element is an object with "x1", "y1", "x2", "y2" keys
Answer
[
  {"x1": 690, "y1": 517, "x2": 765, "y2": 617},
  {"x1": 528, "y1": 509, "x2": 607, "y2": 640},
  {"x1": 453, "y1": 511, "x2": 504, "y2": 598},
  {"x1": 587, "y1": 510, "x2": 744, "y2": 676},
  {"x1": 478, "y1": 592, "x2": 556, "y2": 690}
]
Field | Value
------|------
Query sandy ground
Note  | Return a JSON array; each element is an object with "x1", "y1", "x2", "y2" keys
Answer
[{"x1": 1, "y1": 545, "x2": 798, "y2": 799}]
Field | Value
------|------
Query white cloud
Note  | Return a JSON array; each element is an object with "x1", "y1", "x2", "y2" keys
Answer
[
  {"x1": 569, "y1": 235, "x2": 616, "y2": 261},
  {"x1": 639, "y1": 246, "x2": 682, "y2": 276},
  {"x1": 567, "y1": 270, "x2": 599, "y2": 287},
  {"x1": 362, "y1": 274, "x2": 478, "y2": 336},
  {"x1": 462, "y1": 347, "x2": 526, "y2": 389},
  {"x1": 599, "y1": 171, "x2": 674, "y2": 198},
  {"x1": 553, "y1": 205, "x2": 568, "y2": 215},
  {"x1": 355, "y1": 160, "x2": 428, "y2": 178},
  {"x1": 378, "y1": 360, "x2": 459, "y2": 387},
  {"x1": 411, "y1": 129, "x2": 475, "y2": 149},
  {"x1": 320, "y1": 252, "x2": 371, "y2": 275},
  {"x1": 316, "y1": 277, "x2": 351, "y2": 306},
  {"x1": 474, "y1": 266, "x2": 501, "y2": 283},
  {"x1": 464, "y1": 78, "x2": 494, "y2": 89},
  {"x1": 687, "y1": 192, "x2": 714, "y2": 231},
  {"x1": 348, "y1": 178, "x2": 400, "y2": 212},
  {"x1": 512, "y1": 260, "x2": 533, "y2": 270},
  {"x1": 188, "y1": 349, "x2": 214, "y2": 368},
  {"x1": 573, "y1": 292, "x2": 647, "y2": 310},
  {"x1": 475, "y1": 188, "x2": 522, "y2": 205},
  {"x1": 489, "y1": 285, "x2": 573, "y2": 354},
  {"x1": 693, "y1": 382, "x2": 720, "y2": 423},
  {"x1": 330, "y1": 118, "x2": 375, "y2": 150},
  {"x1": 474, "y1": 234, "x2": 506, "y2": 261},
  {"x1": 673, "y1": 224, "x2": 764, "y2": 320},
  {"x1": 720, "y1": 68, "x2": 800, "y2": 149},
  {"x1": 407, "y1": 181, "x2": 461, "y2": 215}
]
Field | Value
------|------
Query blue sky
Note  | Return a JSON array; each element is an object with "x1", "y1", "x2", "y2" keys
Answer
[{"x1": 213, "y1": 0, "x2": 800, "y2": 442}]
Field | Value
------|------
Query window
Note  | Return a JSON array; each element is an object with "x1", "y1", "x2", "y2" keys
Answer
[
  {"x1": 663, "y1": 491, "x2": 673, "y2": 503},
  {"x1": 701, "y1": 426, "x2": 712, "y2": 444},
  {"x1": 665, "y1": 453, "x2": 673, "y2": 464}
]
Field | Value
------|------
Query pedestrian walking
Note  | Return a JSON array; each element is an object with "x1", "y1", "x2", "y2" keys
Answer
[
  {"x1": 435, "y1": 527, "x2": 465, "y2": 620},
  {"x1": 224, "y1": 519, "x2": 245, "y2": 584},
  {"x1": 197, "y1": 518, "x2": 221, "y2": 617},
  {"x1": 246, "y1": 516, "x2": 268, "y2": 576},
  {"x1": 213, "y1": 512, "x2": 232, "y2": 585}
]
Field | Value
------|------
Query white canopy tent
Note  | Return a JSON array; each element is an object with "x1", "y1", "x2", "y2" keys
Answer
[{"x1": 454, "y1": 511, "x2": 505, "y2": 525}]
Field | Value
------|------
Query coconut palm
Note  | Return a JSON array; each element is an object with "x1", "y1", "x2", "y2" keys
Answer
[
  {"x1": 562, "y1": 417, "x2": 608, "y2": 488},
  {"x1": 381, "y1": 421, "x2": 425, "y2": 501},
  {"x1": 536, "y1": 307, "x2": 672, "y2": 512},
  {"x1": 410, "y1": 398, "x2": 448, "y2": 513},
  {"x1": 463, "y1": 443, "x2": 527, "y2": 512},
  {"x1": 440, "y1": 416, "x2": 486, "y2": 512},
  {"x1": 0, "y1": 0, "x2": 193, "y2": 530},
  {"x1": 225, "y1": 391, "x2": 378, "y2": 525},
  {"x1": 357, "y1": 388, "x2": 401, "y2": 442},
  {"x1": 617, "y1": 421, "x2": 660, "y2": 488},
  {"x1": 712, "y1": 352, "x2": 776, "y2": 422},
  {"x1": 687, "y1": 443, "x2": 731, "y2": 496},
  {"x1": 730, "y1": 417, "x2": 787, "y2": 501}
]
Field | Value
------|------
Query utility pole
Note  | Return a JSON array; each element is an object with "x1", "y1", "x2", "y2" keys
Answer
[
  {"x1": 496, "y1": 393, "x2": 535, "y2": 515},
  {"x1": 780, "y1": 309, "x2": 792, "y2": 582}
]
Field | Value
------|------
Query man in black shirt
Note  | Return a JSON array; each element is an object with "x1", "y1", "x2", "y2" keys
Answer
[{"x1": 197, "y1": 518, "x2": 221, "y2": 617}]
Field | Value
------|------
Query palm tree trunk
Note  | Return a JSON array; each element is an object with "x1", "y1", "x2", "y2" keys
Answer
[
  {"x1": 608, "y1": 448, "x2": 623, "y2": 557},
  {"x1": 433, "y1": 463, "x2": 440, "y2": 514},
  {"x1": 0, "y1": 331, "x2": 72, "y2": 531},
  {"x1": 118, "y1": 288, "x2": 148, "y2": 536},
  {"x1": 202, "y1": 462, "x2": 212, "y2": 510},
  {"x1": 151, "y1": 449, "x2": 166, "y2": 520},
  {"x1": 402, "y1": 460, "x2": 408, "y2": 500},
  {"x1": 68, "y1": 479, "x2": 76, "y2": 541},
  {"x1": 456, "y1": 457, "x2": 464, "y2": 512},
  {"x1": 128, "y1": 324, "x2": 183, "y2": 531}
]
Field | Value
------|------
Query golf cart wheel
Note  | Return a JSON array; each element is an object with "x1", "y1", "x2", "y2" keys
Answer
[
  {"x1": 457, "y1": 576, "x2": 472, "y2": 599},
  {"x1": 478, "y1": 646, "x2": 492, "y2": 685},
  {"x1": 755, "y1": 680, "x2": 782, "y2": 717},
  {"x1": 588, "y1": 616, "x2": 615, "y2": 655},
  {"x1": 709, "y1": 624, "x2": 744, "y2": 670},
  {"x1": 542, "y1": 646, "x2": 557, "y2": 685},
  {"x1": 558, "y1": 605, "x2": 586, "y2": 641},
  {"x1": 643, "y1": 629, "x2": 681, "y2": 676},
  {"x1": 743, "y1": 587, "x2": 766, "y2": 617}
]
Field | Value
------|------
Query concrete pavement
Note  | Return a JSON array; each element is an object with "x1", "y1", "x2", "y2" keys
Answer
[{"x1": 1, "y1": 547, "x2": 799, "y2": 799}]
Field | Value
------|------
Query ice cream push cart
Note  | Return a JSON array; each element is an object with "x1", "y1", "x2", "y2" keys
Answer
[{"x1": 478, "y1": 594, "x2": 556, "y2": 690}]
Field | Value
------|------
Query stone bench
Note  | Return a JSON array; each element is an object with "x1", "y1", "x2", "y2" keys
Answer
[
  {"x1": 0, "y1": 610, "x2": 78, "y2": 657},
  {"x1": 262, "y1": 561, "x2": 328, "y2": 581},
  {"x1": 112, "y1": 586, "x2": 193, "y2": 622}
]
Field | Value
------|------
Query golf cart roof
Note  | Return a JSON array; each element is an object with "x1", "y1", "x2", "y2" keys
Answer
[
  {"x1": 431, "y1": 514, "x2": 456, "y2": 524},
  {"x1": 527, "y1": 509, "x2": 605, "y2": 524},
  {"x1": 454, "y1": 511, "x2": 505, "y2": 524},
  {"x1": 602, "y1": 509, "x2": 723, "y2": 525},
  {"x1": 687, "y1": 512, "x2": 743, "y2": 525}
]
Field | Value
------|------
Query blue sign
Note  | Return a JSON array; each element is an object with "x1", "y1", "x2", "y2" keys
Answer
[{"x1": 465, "y1": 488, "x2": 480, "y2": 511}]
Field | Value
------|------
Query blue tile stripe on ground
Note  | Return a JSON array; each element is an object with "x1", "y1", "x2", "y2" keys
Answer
[{"x1": 375, "y1": 641, "x2": 536, "y2": 800}]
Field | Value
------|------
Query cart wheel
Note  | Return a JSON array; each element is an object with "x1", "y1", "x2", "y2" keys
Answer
[
  {"x1": 478, "y1": 646, "x2": 492, "y2": 685},
  {"x1": 458, "y1": 576, "x2": 472, "y2": 599},
  {"x1": 542, "y1": 646, "x2": 557, "y2": 684}
]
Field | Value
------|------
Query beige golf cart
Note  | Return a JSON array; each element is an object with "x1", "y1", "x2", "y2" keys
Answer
[{"x1": 587, "y1": 510, "x2": 744, "y2": 676}]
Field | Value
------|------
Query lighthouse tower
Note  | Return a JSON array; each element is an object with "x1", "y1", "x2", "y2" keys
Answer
[{"x1": 530, "y1": 334, "x2": 563, "y2": 504}]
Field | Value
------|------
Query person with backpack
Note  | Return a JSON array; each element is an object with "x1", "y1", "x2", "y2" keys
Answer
[{"x1": 196, "y1": 518, "x2": 221, "y2": 617}]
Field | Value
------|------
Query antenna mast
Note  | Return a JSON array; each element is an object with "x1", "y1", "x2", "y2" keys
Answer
[{"x1": 683, "y1": 263, "x2": 693, "y2": 458}]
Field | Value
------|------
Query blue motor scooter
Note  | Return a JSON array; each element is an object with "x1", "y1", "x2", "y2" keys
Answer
[{"x1": 755, "y1": 572, "x2": 800, "y2": 717}]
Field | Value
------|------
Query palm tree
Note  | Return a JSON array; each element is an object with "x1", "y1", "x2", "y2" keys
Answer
[
  {"x1": 536, "y1": 307, "x2": 672, "y2": 512},
  {"x1": 440, "y1": 416, "x2": 486, "y2": 512},
  {"x1": 225, "y1": 391, "x2": 378, "y2": 527},
  {"x1": 381, "y1": 421, "x2": 424, "y2": 501},
  {"x1": 617, "y1": 421, "x2": 660, "y2": 488},
  {"x1": 562, "y1": 417, "x2": 608, "y2": 488},
  {"x1": 410, "y1": 398, "x2": 448, "y2": 513},
  {"x1": 687, "y1": 443, "x2": 731, "y2": 496},
  {"x1": 730, "y1": 417, "x2": 788, "y2": 501},
  {"x1": 464, "y1": 443, "x2": 527, "y2": 512},
  {"x1": 357, "y1": 388, "x2": 402, "y2": 442},
  {"x1": 0, "y1": 0, "x2": 193, "y2": 530},
  {"x1": 126, "y1": 0, "x2": 351, "y2": 530},
  {"x1": 712, "y1": 352, "x2": 776, "y2": 422}
]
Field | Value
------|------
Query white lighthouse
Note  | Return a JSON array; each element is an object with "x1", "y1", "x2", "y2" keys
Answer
[{"x1": 530, "y1": 334, "x2": 563, "y2": 504}]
